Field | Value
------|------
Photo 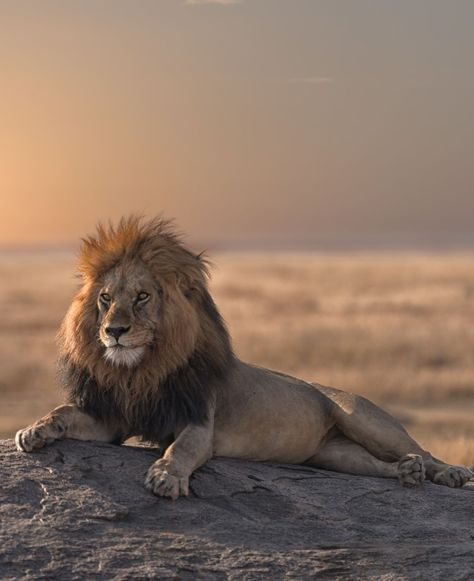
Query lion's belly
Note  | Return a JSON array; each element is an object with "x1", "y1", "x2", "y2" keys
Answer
[
  {"x1": 213, "y1": 419, "x2": 326, "y2": 464},
  {"x1": 213, "y1": 363, "x2": 335, "y2": 463}
]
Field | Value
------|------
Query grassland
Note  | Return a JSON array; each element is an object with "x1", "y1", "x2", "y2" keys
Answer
[{"x1": 1, "y1": 250, "x2": 473, "y2": 465}]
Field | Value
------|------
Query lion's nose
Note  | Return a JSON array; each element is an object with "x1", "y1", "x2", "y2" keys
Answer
[{"x1": 105, "y1": 326, "x2": 131, "y2": 340}]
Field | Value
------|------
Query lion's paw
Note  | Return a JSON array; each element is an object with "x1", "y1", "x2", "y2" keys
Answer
[
  {"x1": 16, "y1": 414, "x2": 67, "y2": 453},
  {"x1": 397, "y1": 453, "x2": 425, "y2": 487},
  {"x1": 432, "y1": 465, "x2": 473, "y2": 488},
  {"x1": 145, "y1": 461, "x2": 189, "y2": 500},
  {"x1": 15, "y1": 425, "x2": 53, "y2": 453}
]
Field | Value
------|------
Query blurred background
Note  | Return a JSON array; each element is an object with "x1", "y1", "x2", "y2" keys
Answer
[{"x1": 1, "y1": 1, "x2": 473, "y2": 464}]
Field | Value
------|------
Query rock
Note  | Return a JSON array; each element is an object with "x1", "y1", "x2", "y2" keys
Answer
[{"x1": 1, "y1": 439, "x2": 473, "y2": 579}]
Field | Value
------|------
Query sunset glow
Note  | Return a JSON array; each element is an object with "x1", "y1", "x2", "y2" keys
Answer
[{"x1": 1, "y1": 1, "x2": 473, "y2": 247}]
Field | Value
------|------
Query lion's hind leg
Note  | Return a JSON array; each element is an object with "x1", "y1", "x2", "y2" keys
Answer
[
  {"x1": 320, "y1": 386, "x2": 427, "y2": 462},
  {"x1": 309, "y1": 433, "x2": 425, "y2": 486},
  {"x1": 319, "y1": 386, "x2": 472, "y2": 488}
]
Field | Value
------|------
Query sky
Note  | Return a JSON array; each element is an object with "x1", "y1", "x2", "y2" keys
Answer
[{"x1": 1, "y1": 0, "x2": 474, "y2": 249}]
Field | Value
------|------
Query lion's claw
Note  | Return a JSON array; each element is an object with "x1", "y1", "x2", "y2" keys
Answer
[{"x1": 145, "y1": 462, "x2": 189, "y2": 500}]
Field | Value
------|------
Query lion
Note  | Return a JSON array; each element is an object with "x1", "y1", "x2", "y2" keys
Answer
[{"x1": 16, "y1": 216, "x2": 473, "y2": 498}]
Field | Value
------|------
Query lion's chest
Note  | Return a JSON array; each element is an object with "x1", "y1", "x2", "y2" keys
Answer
[
  {"x1": 63, "y1": 360, "x2": 212, "y2": 443},
  {"x1": 75, "y1": 383, "x2": 174, "y2": 441}
]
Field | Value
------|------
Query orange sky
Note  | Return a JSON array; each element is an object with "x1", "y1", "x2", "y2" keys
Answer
[{"x1": 1, "y1": 1, "x2": 474, "y2": 248}]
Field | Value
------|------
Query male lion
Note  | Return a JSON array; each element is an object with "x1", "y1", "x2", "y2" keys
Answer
[{"x1": 16, "y1": 217, "x2": 472, "y2": 499}]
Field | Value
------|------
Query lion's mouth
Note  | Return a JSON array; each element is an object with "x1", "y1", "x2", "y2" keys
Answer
[
  {"x1": 103, "y1": 345, "x2": 146, "y2": 367},
  {"x1": 101, "y1": 337, "x2": 138, "y2": 349},
  {"x1": 100, "y1": 330, "x2": 152, "y2": 351}
]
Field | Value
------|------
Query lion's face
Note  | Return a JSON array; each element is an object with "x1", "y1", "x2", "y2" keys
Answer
[
  {"x1": 59, "y1": 217, "x2": 226, "y2": 383},
  {"x1": 97, "y1": 263, "x2": 161, "y2": 367}
]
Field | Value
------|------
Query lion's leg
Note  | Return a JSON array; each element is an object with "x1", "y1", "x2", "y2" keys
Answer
[
  {"x1": 320, "y1": 386, "x2": 473, "y2": 488},
  {"x1": 321, "y1": 386, "x2": 428, "y2": 460},
  {"x1": 16, "y1": 404, "x2": 122, "y2": 452},
  {"x1": 145, "y1": 412, "x2": 215, "y2": 500},
  {"x1": 309, "y1": 433, "x2": 425, "y2": 486}
]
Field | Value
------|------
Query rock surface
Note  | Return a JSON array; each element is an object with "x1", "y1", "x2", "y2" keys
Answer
[{"x1": 1, "y1": 439, "x2": 473, "y2": 579}]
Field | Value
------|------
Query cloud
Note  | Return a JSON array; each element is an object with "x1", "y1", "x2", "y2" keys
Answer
[
  {"x1": 286, "y1": 77, "x2": 334, "y2": 84},
  {"x1": 185, "y1": 0, "x2": 242, "y2": 5}
]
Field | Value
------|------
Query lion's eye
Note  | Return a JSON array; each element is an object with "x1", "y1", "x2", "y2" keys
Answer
[
  {"x1": 137, "y1": 292, "x2": 149, "y2": 302},
  {"x1": 100, "y1": 293, "x2": 112, "y2": 304}
]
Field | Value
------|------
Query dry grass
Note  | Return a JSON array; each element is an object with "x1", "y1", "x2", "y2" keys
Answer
[{"x1": 1, "y1": 250, "x2": 473, "y2": 465}]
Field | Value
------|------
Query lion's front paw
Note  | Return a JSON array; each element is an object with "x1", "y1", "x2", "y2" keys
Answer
[
  {"x1": 15, "y1": 425, "x2": 49, "y2": 453},
  {"x1": 432, "y1": 465, "x2": 473, "y2": 488},
  {"x1": 397, "y1": 453, "x2": 425, "y2": 487},
  {"x1": 15, "y1": 418, "x2": 65, "y2": 453},
  {"x1": 145, "y1": 460, "x2": 189, "y2": 500}
]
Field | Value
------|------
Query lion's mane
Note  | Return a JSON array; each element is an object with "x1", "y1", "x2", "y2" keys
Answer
[{"x1": 57, "y1": 217, "x2": 234, "y2": 441}]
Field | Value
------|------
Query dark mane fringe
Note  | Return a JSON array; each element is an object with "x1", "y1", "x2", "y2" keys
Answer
[{"x1": 59, "y1": 289, "x2": 234, "y2": 442}]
